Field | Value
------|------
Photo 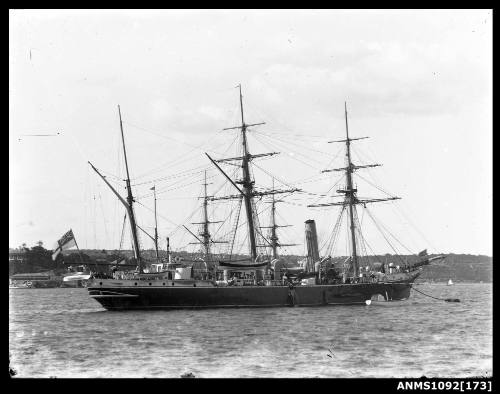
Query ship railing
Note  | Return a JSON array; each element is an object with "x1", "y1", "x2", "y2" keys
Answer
[{"x1": 263, "y1": 280, "x2": 289, "y2": 286}]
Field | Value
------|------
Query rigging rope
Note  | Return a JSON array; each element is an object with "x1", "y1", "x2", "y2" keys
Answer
[
  {"x1": 274, "y1": 209, "x2": 303, "y2": 254},
  {"x1": 251, "y1": 132, "x2": 322, "y2": 171},
  {"x1": 323, "y1": 205, "x2": 346, "y2": 257},
  {"x1": 253, "y1": 130, "x2": 335, "y2": 160},
  {"x1": 132, "y1": 166, "x2": 209, "y2": 187},
  {"x1": 136, "y1": 173, "x2": 219, "y2": 200},
  {"x1": 393, "y1": 202, "x2": 439, "y2": 252},
  {"x1": 363, "y1": 206, "x2": 407, "y2": 266},
  {"x1": 228, "y1": 196, "x2": 243, "y2": 259},
  {"x1": 122, "y1": 120, "x2": 223, "y2": 157},
  {"x1": 364, "y1": 205, "x2": 414, "y2": 255},
  {"x1": 354, "y1": 171, "x2": 398, "y2": 199},
  {"x1": 241, "y1": 98, "x2": 328, "y2": 140},
  {"x1": 345, "y1": 144, "x2": 433, "y2": 254},
  {"x1": 309, "y1": 174, "x2": 346, "y2": 206},
  {"x1": 121, "y1": 119, "x2": 238, "y2": 181},
  {"x1": 118, "y1": 212, "x2": 127, "y2": 253},
  {"x1": 98, "y1": 193, "x2": 110, "y2": 247},
  {"x1": 353, "y1": 207, "x2": 369, "y2": 266}
]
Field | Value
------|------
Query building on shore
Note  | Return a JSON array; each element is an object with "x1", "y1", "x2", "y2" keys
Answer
[{"x1": 9, "y1": 272, "x2": 62, "y2": 288}]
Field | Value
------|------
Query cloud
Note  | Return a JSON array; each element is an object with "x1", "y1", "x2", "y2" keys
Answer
[{"x1": 247, "y1": 36, "x2": 489, "y2": 121}]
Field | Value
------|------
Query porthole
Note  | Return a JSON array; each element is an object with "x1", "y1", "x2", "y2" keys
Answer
[
  {"x1": 163, "y1": 283, "x2": 165, "y2": 286},
  {"x1": 172, "y1": 282, "x2": 175, "y2": 286},
  {"x1": 134, "y1": 282, "x2": 138, "y2": 286},
  {"x1": 149, "y1": 283, "x2": 152, "y2": 286},
  {"x1": 99, "y1": 282, "x2": 102, "y2": 285},
  {"x1": 193, "y1": 283, "x2": 196, "y2": 287}
]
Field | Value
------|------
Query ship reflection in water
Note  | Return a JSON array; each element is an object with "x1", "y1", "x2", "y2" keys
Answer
[{"x1": 9, "y1": 284, "x2": 492, "y2": 378}]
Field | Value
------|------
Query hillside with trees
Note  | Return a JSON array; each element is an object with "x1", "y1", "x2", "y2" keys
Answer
[{"x1": 9, "y1": 244, "x2": 492, "y2": 283}]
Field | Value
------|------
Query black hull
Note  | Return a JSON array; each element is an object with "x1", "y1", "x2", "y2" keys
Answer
[{"x1": 88, "y1": 279, "x2": 416, "y2": 311}]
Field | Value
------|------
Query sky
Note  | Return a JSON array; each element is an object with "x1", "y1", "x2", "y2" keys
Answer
[{"x1": 9, "y1": 9, "x2": 492, "y2": 257}]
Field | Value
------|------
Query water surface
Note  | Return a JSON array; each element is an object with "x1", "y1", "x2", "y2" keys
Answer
[{"x1": 9, "y1": 283, "x2": 492, "y2": 378}]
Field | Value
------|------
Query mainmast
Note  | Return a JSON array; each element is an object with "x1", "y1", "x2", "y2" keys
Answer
[
  {"x1": 238, "y1": 86, "x2": 258, "y2": 260},
  {"x1": 205, "y1": 85, "x2": 299, "y2": 263}
]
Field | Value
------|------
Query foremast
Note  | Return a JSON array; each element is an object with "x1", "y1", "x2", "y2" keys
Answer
[
  {"x1": 201, "y1": 171, "x2": 211, "y2": 260},
  {"x1": 308, "y1": 102, "x2": 400, "y2": 279},
  {"x1": 343, "y1": 102, "x2": 359, "y2": 277}
]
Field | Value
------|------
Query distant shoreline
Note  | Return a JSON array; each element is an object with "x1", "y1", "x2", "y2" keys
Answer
[{"x1": 414, "y1": 281, "x2": 491, "y2": 284}]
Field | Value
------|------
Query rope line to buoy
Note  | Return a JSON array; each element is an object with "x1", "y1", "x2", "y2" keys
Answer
[{"x1": 411, "y1": 286, "x2": 460, "y2": 302}]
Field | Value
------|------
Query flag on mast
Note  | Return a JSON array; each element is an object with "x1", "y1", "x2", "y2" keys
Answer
[
  {"x1": 52, "y1": 229, "x2": 77, "y2": 260},
  {"x1": 150, "y1": 186, "x2": 155, "y2": 191}
]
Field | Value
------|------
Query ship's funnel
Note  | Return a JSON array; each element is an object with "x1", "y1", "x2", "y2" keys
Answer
[{"x1": 305, "y1": 219, "x2": 320, "y2": 272}]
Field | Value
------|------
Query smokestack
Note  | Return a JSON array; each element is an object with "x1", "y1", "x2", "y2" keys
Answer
[{"x1": 305, "y1": 220, "x2": 320, "y2": 272}]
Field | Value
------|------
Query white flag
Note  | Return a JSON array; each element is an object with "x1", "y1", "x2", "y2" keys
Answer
[{"x1": 52, "y1": 229, "x2": 77, "y2": 260}]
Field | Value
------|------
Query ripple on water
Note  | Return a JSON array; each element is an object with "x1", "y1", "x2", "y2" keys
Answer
[{"x1": 8, "y1": 284, "x2": 493, "y2": 378}]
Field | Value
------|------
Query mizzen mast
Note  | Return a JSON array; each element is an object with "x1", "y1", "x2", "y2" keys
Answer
[
  {"x1": 118, "y1": 105, "x2": 143, "y2": 273},
  {"x1": 88, "y1": 106, "x2": 143, "y2": 273}
]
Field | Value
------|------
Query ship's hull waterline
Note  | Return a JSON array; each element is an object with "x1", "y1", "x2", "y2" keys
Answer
[{"x1": 88, "y1": 279, "x2": 415, "y2": 310}]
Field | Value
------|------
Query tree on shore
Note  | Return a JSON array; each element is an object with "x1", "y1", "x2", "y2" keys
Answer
[{"x1": 10, "y1": 243, "x2": 65, "y2": 274}]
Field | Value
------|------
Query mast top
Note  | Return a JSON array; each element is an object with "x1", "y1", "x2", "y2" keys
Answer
[
  {"x1": 222, "y1": 85, "x2": 266, "y2": 131},
  {"x1": 238, "y1": 84, "x2": 245, "y2": 127},
  {"x1": 118, "y1": 105, "x2": 132, "y2": 184}
]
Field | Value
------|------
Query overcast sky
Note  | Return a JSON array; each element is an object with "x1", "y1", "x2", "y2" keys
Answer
[{"x1": 9, "y1": 9, "x2": 492, "y2": 257}]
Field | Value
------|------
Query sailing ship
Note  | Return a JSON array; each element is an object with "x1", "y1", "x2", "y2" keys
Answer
[{"x1": 86, "y1": 87, "x2": 442, "y2": 310}]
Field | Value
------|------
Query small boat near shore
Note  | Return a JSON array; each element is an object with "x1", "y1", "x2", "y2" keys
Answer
[{"x1": 62, "y1": 272, "x2": 92, "y2": 288}]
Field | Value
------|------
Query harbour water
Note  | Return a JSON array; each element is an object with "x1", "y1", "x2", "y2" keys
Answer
[{"x1": 9, "y1": 283, "x2": 492, "y2": 378}]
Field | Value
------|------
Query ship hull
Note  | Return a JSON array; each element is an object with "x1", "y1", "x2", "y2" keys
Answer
[
  {"x1": 378, "y1": 269, "x2": 422, "y2": 300},
  {"x1": 88, "y1": 279, "x2": 416, "y2": 311}
]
